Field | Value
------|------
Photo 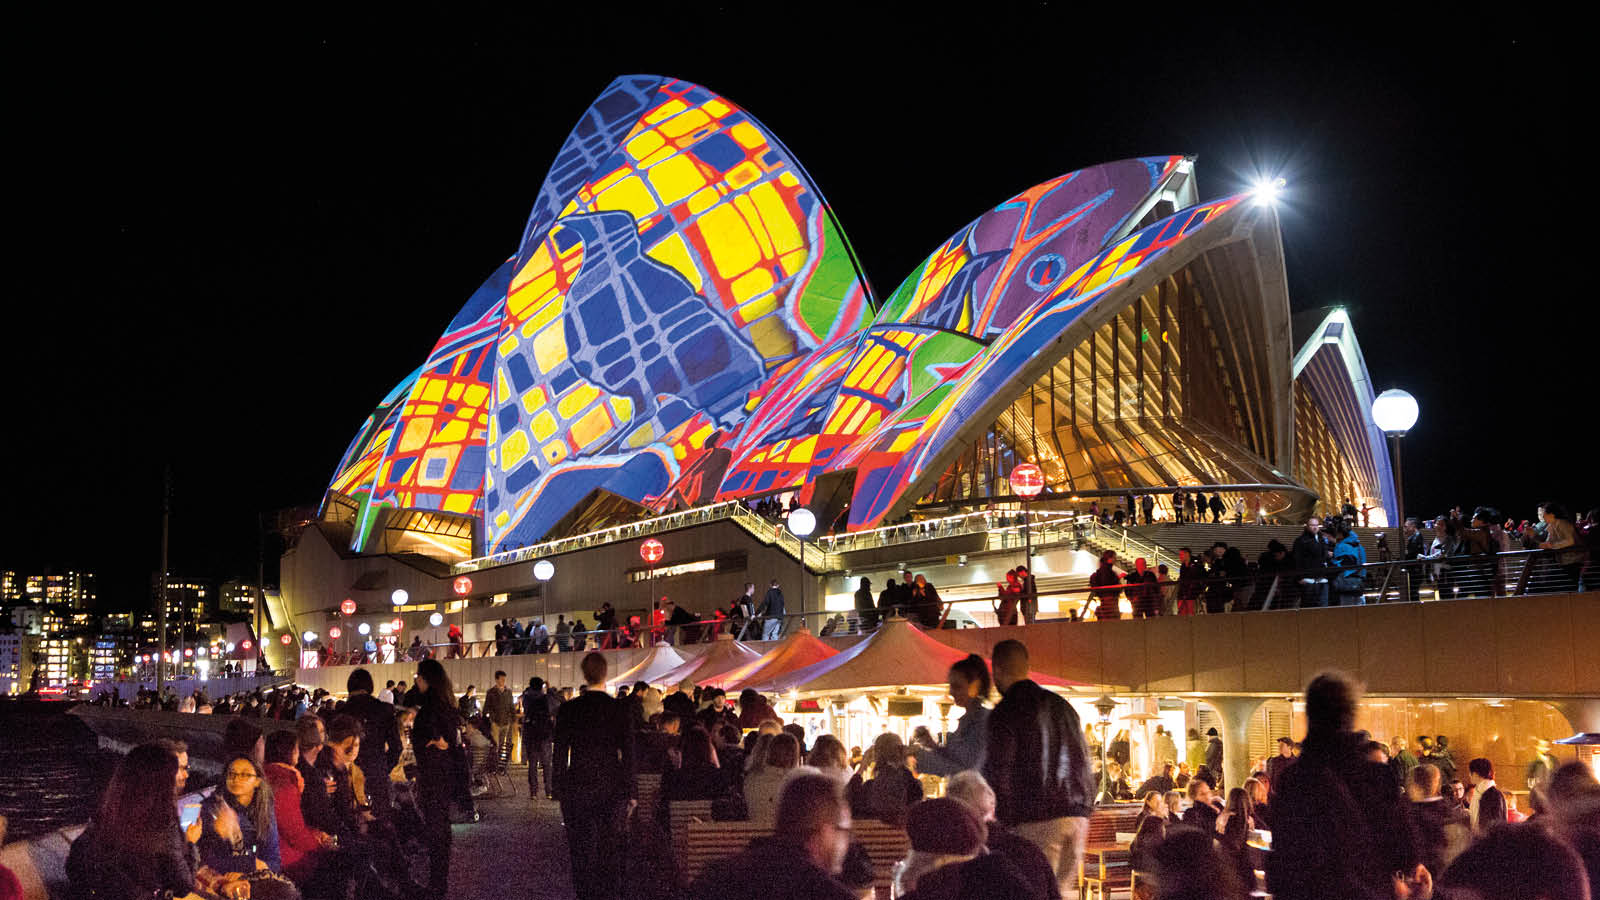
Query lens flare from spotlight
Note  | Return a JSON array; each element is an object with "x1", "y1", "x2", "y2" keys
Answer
[{"x1": 1252, "y1": 177, "x2": 1286, "y2": 206}]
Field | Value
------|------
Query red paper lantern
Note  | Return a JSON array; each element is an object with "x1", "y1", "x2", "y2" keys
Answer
[
  {"x1": 452, "y1": 576, "x2": 473, "y2": 596},
  {"x1": 391, "y1": 618, "x2": 404, "y2": 632},
  {"x1": 183, "y1": 648, "x2": 192, "y2": 657},
  {"x1": 340, "y1": 598, "x2": 357, "y2": 616},
  {"x1": 240, "y1": 640, "x2": 252, "y2": 651},
  {"x1": 640, "y1": 538, "x2": 664, "y2": 564},
  {"x1": 1009, "y1": 462, "x2": 1045, "y2": 500},
  {"x1": 328, "y1": 626, "x2": 342, "y2": 640},
  {"x1": 280, "y1": 633, "x2": 292, "y2": 645}
]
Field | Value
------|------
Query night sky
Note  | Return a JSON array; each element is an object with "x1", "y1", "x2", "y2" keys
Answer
[{"x1": 6, "y1": 12, "x2": 1586, "y2": 608}]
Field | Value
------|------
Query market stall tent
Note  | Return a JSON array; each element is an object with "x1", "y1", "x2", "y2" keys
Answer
[
  {"x1": 749, "y1": 615, "x2": 1083, "y2": 696},
  {"x1": 653, "y1": 632, "x2": 764, "y2": 687},
  {"x1": 700, "y1": 624, "x2": 840, "y2": 692},
  {"x1": 608, "y1": 641, "x2": 695, "y2": 688}
]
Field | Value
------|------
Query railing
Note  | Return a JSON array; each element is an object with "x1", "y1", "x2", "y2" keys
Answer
[
  {"x1": 924, "y1": 545, "x2": 1592, "y2": 624},
  {"x1": 302, "y1": 546, "x2": 1592, "y2": 670},
  {"x1": 815, "y1": 509, "x2": 1091, "y2": 555},
  {"x1": 453, "y1": 500, "x2": 838, "y2": 573},
  {"x1": 1077, "y1": 519, "x2": 1184, "y2": 573}
]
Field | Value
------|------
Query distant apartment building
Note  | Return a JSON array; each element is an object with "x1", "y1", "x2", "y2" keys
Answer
[
  {"x1": 0, "y1": 631, "x2": 41, "y2": 694},
  {"x1": 154, "y1": 576, "x2": 212, "y2": 626},
  {"x1": 44, "y1": 571, "x2": 96, "y2": 608},
  {"x1": 91, "y1": 633, "x2": 134, "y2": 682},
  {"x1": 218, "y1": 579, "x2": 260, "y2": 616},
  {"x1": 0, "y1": 570, "x2": 18, "y2": 602},
  {"x1": 8, "y1": 605, "x2": 44, "y2": 635}
]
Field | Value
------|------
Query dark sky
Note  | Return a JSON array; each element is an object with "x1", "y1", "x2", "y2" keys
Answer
[{"x1": 5, "y1": 11, "x2": 1586, "y2": 607}]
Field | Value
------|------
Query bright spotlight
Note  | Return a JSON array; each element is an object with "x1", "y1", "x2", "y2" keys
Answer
[{"x1": 1252, "y1": 176, "x2": 1286, "y2": 206}]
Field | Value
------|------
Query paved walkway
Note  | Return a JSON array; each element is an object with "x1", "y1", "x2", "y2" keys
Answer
[{"x1": 449, "y1": 768, "x2": 575, "y2": 899}]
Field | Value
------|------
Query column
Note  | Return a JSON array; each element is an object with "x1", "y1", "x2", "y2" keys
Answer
[
  {"x1": 1553, "y1": 699, "x2": 1600, "y2": 735},
  {"x1": 1206, "y1": 696, "x2": 1266, "y2": 792}
]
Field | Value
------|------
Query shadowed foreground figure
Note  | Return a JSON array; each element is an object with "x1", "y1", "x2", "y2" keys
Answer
[
  {"x1": 1266, "y1": 670, "x2": 1424, "y2": 900},
  {"x1": 554, "y1": 651, "x2": 636, "y2": 900},
  {"x1": 689, "y1": 772, "x2": 856, "y2": 900}
]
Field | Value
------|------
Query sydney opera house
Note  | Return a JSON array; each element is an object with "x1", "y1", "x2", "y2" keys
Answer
[
  {"x1": 310, "y1": 75, "x2": 1392, "y2": 558},
  {"x1": 281, "y1": 69, "x2": 1409, "y2": 633},
  {"x1": 274, "y1": 74, "x2": 1599, "y2": 796}
]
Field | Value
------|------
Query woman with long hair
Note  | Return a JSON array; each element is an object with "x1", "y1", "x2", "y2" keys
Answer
[
  {"x1": 67, "y1": 742, "x2": 259, "y2": 900},
  {"x1": 412, "y1": 656, "x2": 462, "y2": 895},
  {"x1": 807, "y1": 734, "x2": 851, "y2": 785},
  {"x1": 743, "y1": 733, "x2": 801, "y2": 825},
  {"x1": 198, "y1": 756, "x2": 298, "y2": 899},
  {"x1": 910, "y1": 655, "x2": 992, "y2": 776},
  {"x1": 660, "y1": 725, "x2": 729, "y2": 815},
  {"x1": 1213, "y1": 787, "x2": 1256, "y2": 890},
  {"x1": 847, "y1": 732, "x2": 923, "y2": 826}
]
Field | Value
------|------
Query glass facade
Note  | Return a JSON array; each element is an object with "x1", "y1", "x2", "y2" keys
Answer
[{"x1": 916, "y1": 255, "x2": 1310, "y2": 522}]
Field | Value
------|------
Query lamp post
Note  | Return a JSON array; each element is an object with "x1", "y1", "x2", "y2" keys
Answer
[
  {"x1": 787, "y1": 507, "x2": 816, "y2": 631},
  {"x1": 1371, "y1": 389, "x2": 1419, "y2": 528},
  {"x1": 641, "y1": 539, "x2": 664, "y2": 636},
  {"x1": 1093, "y1": 694, "x2": 1117, "y2": 799},
  {"x1": 534, "y1": 559, "x2": 555, "y2": 635},
  {"x1": 1010, "y1": 462, "x2": 1044, "y2": 564}
]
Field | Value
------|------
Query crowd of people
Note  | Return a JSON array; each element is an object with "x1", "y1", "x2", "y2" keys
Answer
[
  {"x1": 1077, "y1": 500, "x2": 1596, "y2": 619},
  {"x1": 64, "y1": 660, "x2": 512, "y2": 899},
  {"x1": 46, "y1": 633, "x2": 1599, "y2": 900},
  {"x1": 540, "y1": 642, "x2": 1599, "y2": 900}
]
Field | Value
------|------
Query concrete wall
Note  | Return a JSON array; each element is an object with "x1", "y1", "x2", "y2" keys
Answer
[{"x1": 922, "y1": 593, "x2": 1600, "y2": 700}]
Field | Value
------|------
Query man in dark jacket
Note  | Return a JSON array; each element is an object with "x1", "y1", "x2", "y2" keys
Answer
[
  {"x1": 982, "y1": 639, "x2": 1094, "y2": 898},
  {"x1": 1265, "y1": 737, "x2": 1296, "y2": 792},
  {"x1": 1088, "y1": 550, "x2": 1122, "y2": 619},
  {"x1": 1291, "y1": 516, "x2": 1332, "y2": 607},
  {"x1": 877, "y1": 578, "x2": 900, "y2": 620},
  {"x1": 1266, "y1": 671, "x2": 1423, "y2": 900},
  {"x1": 1466, "y1": 757, "x2": 1507, "y2": 834},
  {"x1": 1208, "y1": 492, "x2": 1226, "y2": 522},
  {"x1": 554, "y1": 653, "x2": 636, "y2": 900},
  {"x1": 1405, "y1": 763, "x2": 1469, "y2": 878},
  {"x1": 341, "y1": 668, "x2": 402, "y2": 819},
  {"x1": 1204, "y1": 728, "x2": 1224, "y2": 788},
  {"x1": 521, "y1": 676, "x2": 557, "y2": 800},
  {"x1": 757, "y1": 579, "x2": 786, "y2": 640},
  {"x1": 483, "y1": 670, "x2": 516, "y2": 768},
  {"x1": 688, "y1": 773, "x2": 855, "y2": 900}
]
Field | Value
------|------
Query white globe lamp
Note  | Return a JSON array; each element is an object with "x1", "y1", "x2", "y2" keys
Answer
[{"x1": 1371, "y1": 388, "x2": 1420, "y2": 529}]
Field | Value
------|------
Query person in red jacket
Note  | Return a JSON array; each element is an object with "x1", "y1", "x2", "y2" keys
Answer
[{"x1": 262, "y1": 730, "x2": 336, "y2": 886}]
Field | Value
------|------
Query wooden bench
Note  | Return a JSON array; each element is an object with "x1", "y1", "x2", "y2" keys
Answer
[
  {"x1": 635, "y1": 772, "x2": 662, "y2": 822},
  {"x1": 682, "y1": 818, "x2": 908, "y2": 891},
  {"x1": 668, "y1": 799, "x2": 713, "y2": 848}
]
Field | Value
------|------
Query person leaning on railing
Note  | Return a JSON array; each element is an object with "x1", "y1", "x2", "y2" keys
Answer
[{"x1": 1538, "y1": 502, "x2": 1586, "y2": 592}]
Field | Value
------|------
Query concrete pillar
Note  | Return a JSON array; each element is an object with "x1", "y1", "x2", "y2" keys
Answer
[
  {"x1": 1206, "y1": 696, "x2": 1266, "y2": 792},
  {"x1": 1552, "y1": 699, "x2": 1600, "y2": 736}
]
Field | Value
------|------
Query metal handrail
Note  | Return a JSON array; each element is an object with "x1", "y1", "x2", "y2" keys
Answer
[
  {"x1": 927, "y1": 545, "x2": 1591, "y2": 622},
  {"x1": 1078, "y1": 519, "x2": 1183, "y2": 572}
]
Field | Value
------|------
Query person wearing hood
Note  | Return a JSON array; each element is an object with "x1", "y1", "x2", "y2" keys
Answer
[{"x1": 1328, "y1": 517, "x2": 1368, "y2": 606}]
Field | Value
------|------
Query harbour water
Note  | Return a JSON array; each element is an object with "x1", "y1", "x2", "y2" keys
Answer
[{"x1": 0, "y1": 702, "x2": 117, "y2": 841}]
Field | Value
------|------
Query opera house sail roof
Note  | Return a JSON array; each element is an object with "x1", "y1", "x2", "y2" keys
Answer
[{"x1": 321, "y1": 74, "x2": 1394, "y2": 562}]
